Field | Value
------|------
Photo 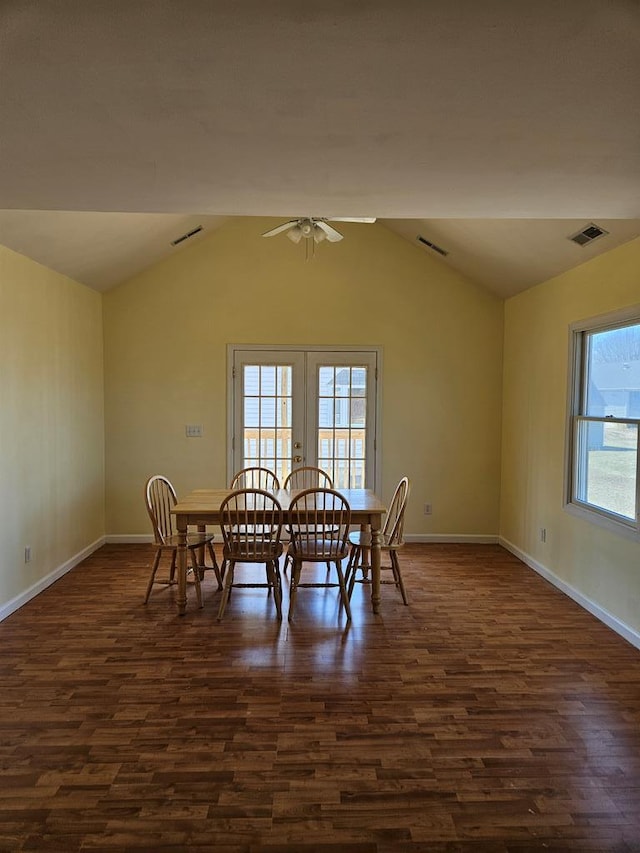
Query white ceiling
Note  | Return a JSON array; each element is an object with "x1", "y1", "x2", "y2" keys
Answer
[{"x1": 0, "y1": 0, "x2": 638, "y2": 297}]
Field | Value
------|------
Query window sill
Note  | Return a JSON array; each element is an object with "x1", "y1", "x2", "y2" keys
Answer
[{"x1": 564, "y1": 500, "x2": 640, "y2": 543}]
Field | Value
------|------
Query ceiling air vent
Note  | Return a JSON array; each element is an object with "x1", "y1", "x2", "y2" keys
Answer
[
  {"x1": 417, "y1": 235, "x2": 449, "y2": 256},
  {"x1": 568, "y1": 223, "x2": 609, "y2": 247},
  {"x1": 171, "y1": 225, "x2": 203, "y2": 247}
]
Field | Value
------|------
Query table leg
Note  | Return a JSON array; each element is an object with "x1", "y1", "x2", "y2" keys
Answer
[
  {"x1": 197, "y1": 523, "x2": 206, "y2": 580},
  {"x1": 176, "y1": 517, "x2": 188, "y2": 615},
  {"x1": 370, "y1": 513, "x2": 382, "y2": 614}
]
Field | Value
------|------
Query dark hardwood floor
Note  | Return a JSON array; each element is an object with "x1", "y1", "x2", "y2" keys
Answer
[{"x1": 0, "y1": 543, "x2": 639, "y2": 852}]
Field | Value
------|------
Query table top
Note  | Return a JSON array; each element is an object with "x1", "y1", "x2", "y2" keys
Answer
[{"x1": 172, "y1": 487, "x2": 386, "y2": 516}]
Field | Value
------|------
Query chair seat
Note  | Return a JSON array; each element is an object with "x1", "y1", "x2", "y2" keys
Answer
[
  {"x1": 287, "y1": 540, "x2": 349, "y2": 561},
  {"x1": 223, "y1": 542, "x2": 283, "y2": 561}
]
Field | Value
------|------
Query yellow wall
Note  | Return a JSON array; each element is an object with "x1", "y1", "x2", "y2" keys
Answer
[
  {"x1": 0, "y1": 246, "x2": 105, "y2": 607},
  {"x1": 501, "y1": 237, "x2": 640, "y2": 634},
  {"x1": 103, "y1": 217, "x2": 504, "y2": 537}
]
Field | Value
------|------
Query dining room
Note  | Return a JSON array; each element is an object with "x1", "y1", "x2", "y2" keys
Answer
[
  {"x1": 3, "y1": 215, "x2": 640, "y2": 848},
  {"x1": 2, "y1": 1, "x2": 640, "y2": 848}
]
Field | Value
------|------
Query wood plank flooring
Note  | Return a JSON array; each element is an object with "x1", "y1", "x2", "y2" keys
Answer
[{"x1": 0, "y1": 543, "x2": 639, "y2": 851}]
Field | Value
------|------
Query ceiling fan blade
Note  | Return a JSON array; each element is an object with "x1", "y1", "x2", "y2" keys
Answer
[
  {"x1": 325, "y1": 217, "x2": 377, "y2": 223},
  {"x1": 262, "y1": 220, "x2": 299, "y2": 238},
  {"x1": 315, "y1": 221, "x2": 343, "y2": 242}
]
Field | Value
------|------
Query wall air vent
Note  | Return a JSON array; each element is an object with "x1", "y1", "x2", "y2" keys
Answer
[
  {"x1": 568, "y1": 223, "x2": 609, "y2": 247},
  {"x1": 171, "y1": 225, "x2": 203, "y2": 247},
  {"x1": 417, "y1": 235, "x2": 449, "y2": 256}
]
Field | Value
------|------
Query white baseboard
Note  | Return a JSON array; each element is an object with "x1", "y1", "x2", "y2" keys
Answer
[
  {"x1": 0, "y1": 536, "x2": 106, "y2": 623},
  {"x1": 500, "y1": 537, "x2": 640, "y2": 651},
  {"x1": 405, "y1": 533, "x2": 499, "y2": 544}
]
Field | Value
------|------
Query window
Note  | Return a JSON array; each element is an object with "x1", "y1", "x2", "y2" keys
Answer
[{"x1": 567, "y1": 308, "x2": 640, "y2": 536}]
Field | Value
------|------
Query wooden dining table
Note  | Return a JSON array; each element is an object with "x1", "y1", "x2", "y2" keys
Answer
[{"x1": 171, "y1": 487, "x2": 387, "y2": 616}]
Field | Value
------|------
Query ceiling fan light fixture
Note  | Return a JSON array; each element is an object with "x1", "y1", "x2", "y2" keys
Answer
[
  {"x1": 287, "y1": 225, "x2": 303, "y2": 244},
  {"x1": 300, "y1": 219, "x2": 314, "y2": 238}
]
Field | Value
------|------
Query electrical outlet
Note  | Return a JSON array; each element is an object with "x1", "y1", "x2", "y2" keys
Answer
[
  {"x1": 424, "y1": 503, "x2": 432, "y2": 515},
  {"x1": 24, "y1": 546, "x2": 31, "y2": 563}
]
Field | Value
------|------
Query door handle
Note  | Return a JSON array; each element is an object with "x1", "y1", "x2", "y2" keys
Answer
[{"x1": 294, "y1": 456, "x2": 302, "y2": 463}]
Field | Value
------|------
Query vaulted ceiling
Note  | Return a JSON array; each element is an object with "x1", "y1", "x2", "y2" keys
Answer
[{"x1": 1, "y1": 0, "x2": 638, "y2": 297}]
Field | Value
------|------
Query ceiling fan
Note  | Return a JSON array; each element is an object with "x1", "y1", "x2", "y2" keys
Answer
[{"x1": 262, "y1": 216, "x2": 376, "y2": 245}]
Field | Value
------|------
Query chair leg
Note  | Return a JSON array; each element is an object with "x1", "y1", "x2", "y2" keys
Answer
[
  {"x1": 188, "y1": 550, "x2": 204, "y2": 609},
  {"x1": 288, "y1": 561, "x2": 301, "y2": 621},
  {"x1": 217, "y1": 562, "x2": 235, "y2": 621},
  {"x1": 275, "y1": 562, "x2": 284, "y2": 620},
  {"x1": 268, "y1": 560, "x2": 283, "y2": 620},
  {"x1": 334, "y1": 559, "x2": 352, "y2": 622},
  {"x1": 169, "y1": 550, "x2": 177, "y2": 582},
  {"x1": 346, "y1": 544, "x2": 364, "y2": 599},
  {"x1": 391, "y1": 551, "x2": 409, "y2": 605},
  {"x1": 207, "y1": 542, "x2": 223, "y2": 590},
  {"x1": 144, "y1": 548, "x2": 163, "y2": 603},
  {"x1": 344, "y1": 544, "x2": 360, "y2": 588},
  {"x1": 347, "y1": 563, "x2": 357, "y2": 599}
]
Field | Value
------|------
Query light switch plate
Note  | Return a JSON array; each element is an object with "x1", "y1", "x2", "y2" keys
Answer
[{"x1": 185, "y1": 424, "x2": 203, "y2": 437}]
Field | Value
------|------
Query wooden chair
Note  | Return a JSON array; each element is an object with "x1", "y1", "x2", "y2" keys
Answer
[
  {"x1": 217, "y1": 489, "x2": 284, "y2": 621},
  {"x1": 144, "y1": 475, "x2": 222, "y2": 606},
  {"x1": 282, "y1": 467, "x2": 334, "y2": 575},
  {"x1": 230, "y1": 467, "x2": 280, "y2": 491},
  {"x1": 223, "y1": 468, "x2": 280, "y2": 577},
  {"x1": 286, "y1": 488, "x2": 352, "y2": 623},
  {"x1": 345, "y1": 476, "x2": 410, "y2": 605},
  {"x1": 283, "y1": 466, "x2": 332, "y2": 490}
]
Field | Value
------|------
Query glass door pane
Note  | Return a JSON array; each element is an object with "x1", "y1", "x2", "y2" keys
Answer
[
  {"x1": 307, "y1": 352, "x2": 377, "y2": 489},
  {"x1": 242, "y1": 365, "x2": 291, "y2": 480},
  {"x1": 233, "y1": 351, "x2": 304, "y2": 485}
]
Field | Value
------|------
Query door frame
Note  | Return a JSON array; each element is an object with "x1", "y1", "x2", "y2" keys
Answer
[{"x1": 227, "y1": 344, "x2": 383, "y2": 492}]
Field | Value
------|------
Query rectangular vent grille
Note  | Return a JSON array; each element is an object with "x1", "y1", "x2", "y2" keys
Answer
[
  {"x1": 171, "y1": 225, "x2": 203, "y2": 246},
  {"x1": 417, "y1": 235, "x2": 449, "y2": 256},
  {"x1": 568, "y1": 223, "x2": 609, "y2": 247}
]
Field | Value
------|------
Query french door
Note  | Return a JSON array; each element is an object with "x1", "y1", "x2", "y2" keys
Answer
[{"x1": 229, "y1": 347, "x2": 379, "y2": 489}]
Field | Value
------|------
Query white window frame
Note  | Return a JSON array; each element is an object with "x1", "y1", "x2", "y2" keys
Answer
[
  {"x1": 565, "y1": 304, "x2": 640, "y2": 541},
  {"x1": 227, "y1": 344, "x2": 382, "y2": 493}
]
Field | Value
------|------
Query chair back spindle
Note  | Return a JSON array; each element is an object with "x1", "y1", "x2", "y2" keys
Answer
[
  {"x1": 230, "y1": 467, "x2": 280, "y2": 492},
  {"x1": 146, "y1": 475, "x2": 178, "y2": 544},
  {"x1": 384, "y1": 476, "x2": 410, "y2": 546},
  {"x1": 283, "y1": 466, "x2": 333, "y2": 491}
]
